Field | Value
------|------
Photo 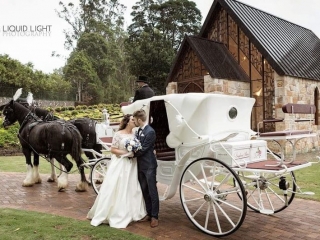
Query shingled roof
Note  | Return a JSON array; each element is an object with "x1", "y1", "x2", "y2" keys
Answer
[
  {"x1": 166, "y1": 36, "x2": 250, "y2": 83},
  {"x1": 189, "y1": 36, "x2": 249, "y2": 81},
  {"x1": 200, "y1": 0, "x2": 320, "y2": 81}
]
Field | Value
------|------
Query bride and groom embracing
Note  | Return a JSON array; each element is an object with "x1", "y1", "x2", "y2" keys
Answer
[{"x1": 87, "y1": 109, "x2": 159, "y2": 228}]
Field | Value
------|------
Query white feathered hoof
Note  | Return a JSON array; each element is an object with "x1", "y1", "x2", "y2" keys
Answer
[
  {"x1": 22, "y1": 181, "x2": 34, "y2": 187},
  {"x1": 47, "y1": 176, "x2": 57, "y2": 183},
  {"x1": 23, "y1": 165, "x2": 35, "y2": 186},
  {"x1": 75, "y1": 181, "x2": 88, "y2": 192},
  {"x1": 34, "y1": 177, "x2": 42, "y2": 184},
  {"x1": 57, "y1": 172, "x2": 68, "y2": 191},
  {"x1": 58, "y1": 187, "x2": 66, "y2": 192},
  {"x1": 33, "y1": 166, "x2": 42, "y2": 184}
]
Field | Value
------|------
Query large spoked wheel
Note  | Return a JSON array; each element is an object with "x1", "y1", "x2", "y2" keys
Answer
[
  {"x1": 180, "y1": 158, "x2": 247, "y2": 237},
  {"x1": 236, "y1": 171, "x2": 296, "y2": 214},
  {"x1": 90, "y1": 157, "x2": 110, "y2": 194}
]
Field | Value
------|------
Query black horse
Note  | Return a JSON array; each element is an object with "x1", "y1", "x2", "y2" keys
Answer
[
  {"x1": 2, "y1": 100, "x2": 89, "y2": 192},
  {"x1": 16, "y1": 101, "x2": 103, "y2": 182},
  {"x1": 17, "y1": 100, "x2": 102, "y2": 158}
]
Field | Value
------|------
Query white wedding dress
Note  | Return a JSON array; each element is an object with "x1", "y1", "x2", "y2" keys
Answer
[{"x1": 87, "y1": 132, "x2": 146, "y2": 228}]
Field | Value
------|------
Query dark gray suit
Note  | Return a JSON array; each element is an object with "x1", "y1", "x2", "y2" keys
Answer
[
  {"x1": 133, "y1": 85, "x2": 155, "y2": 102},
  {"x1": 135, "y1": 125, "x2": 159, "y2": 219}
]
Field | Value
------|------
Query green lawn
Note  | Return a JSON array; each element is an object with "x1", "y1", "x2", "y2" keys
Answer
[
  {"x1": 0, "y1": 208, "x2": 150, "y2": 240},
  {"x1": 0, "y1": 155, "x2": 91, "y2": 174}
]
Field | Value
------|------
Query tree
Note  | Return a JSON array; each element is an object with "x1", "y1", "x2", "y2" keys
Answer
[
  {"x1": 126, "y1": 0, "x2": 202, "y2": 94},
  {"x1": 63, "y1": 50, "x2": 102, "y2": 104},
  {"x1": 56, "y1": 0, "x2": 126, "y2": 50},
  {"x1": 0, "y1": 54, "x2": 72, "y2": 99},
  {"x1": 57, "y1": 0, "x2": 134, "y2": 103}
]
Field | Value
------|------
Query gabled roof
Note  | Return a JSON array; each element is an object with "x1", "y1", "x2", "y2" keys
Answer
[
  {"x1": 166, "y1": 36, "x2": 250, "y2": 83},
  {"x1": 200, "y1": 0, "x2": 320, "y2": 81}
]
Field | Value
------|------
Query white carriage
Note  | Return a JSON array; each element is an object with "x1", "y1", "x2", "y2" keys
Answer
[{"x1": 88, "y1": 93, "x2": 318, "y2": 236}]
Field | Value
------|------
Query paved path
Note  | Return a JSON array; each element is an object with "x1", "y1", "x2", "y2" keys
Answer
[{"x1": 1, "y1": 171, "x2": 320, "y2": 240}]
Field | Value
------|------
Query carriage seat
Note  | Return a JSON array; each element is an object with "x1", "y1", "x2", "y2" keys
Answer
[
  {"x1": 257, "y1": 103, "x2": 316, "y2": 137},
  {"x1": 156, "y1": 150, "x2": 175, "y2": 161},
  {"x1": 155, "y1": 142, "x2": 175, "y2": 161}
]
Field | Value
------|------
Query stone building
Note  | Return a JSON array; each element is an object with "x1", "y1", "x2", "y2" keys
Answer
[{"x1": 166, "y1": 0, "x2": 320, "y2": 152}]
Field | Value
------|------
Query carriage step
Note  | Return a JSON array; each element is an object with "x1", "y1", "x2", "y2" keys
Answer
[
  {"x1": 299, "y1": 191, "x2": 315, "y2": 195},
  {"x1": 260, "y1": 209, "x2": 274, "y2": 215}
]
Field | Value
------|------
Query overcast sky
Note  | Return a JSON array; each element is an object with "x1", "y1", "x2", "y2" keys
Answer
[{"x1": 0, "y1": 0, "x2": 319, "y2": 74}]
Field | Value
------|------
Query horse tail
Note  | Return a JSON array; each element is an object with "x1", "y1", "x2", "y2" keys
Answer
[{"x1": 68, "y1": 124, "x2": 83, "y2": 163}]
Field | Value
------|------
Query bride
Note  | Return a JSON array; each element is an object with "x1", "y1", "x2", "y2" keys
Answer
[{"x1": 87, "y1": 114, "x2": 146, "y2": 228}]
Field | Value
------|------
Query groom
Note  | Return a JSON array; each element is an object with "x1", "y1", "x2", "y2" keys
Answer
[{"x1": 133, "y1": 109, "x2": 159, "y2": 228}]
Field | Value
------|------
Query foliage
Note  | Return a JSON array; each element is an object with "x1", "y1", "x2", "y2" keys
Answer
[
  {"x1": 57, "y1": 1, "x2": 134, "y2": 103},
  {"x1": 56, "y1": 0, "x2": 126, "y2": 50},
  {"x1": 63, "y1": 50, "x2": 103, "y2": 104},
  {"x1": 0, "y1": 208, "x2": 149, "y2": 240},
  {"x1": 126, "y1": 0, "x2": 202, "y2": 94},
  {"x1": 0, "y1": 55, "x2": 72, "y2": 100}
]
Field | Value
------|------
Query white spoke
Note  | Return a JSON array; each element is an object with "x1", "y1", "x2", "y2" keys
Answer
[
  {"x1": 191, "y1": 201, "x2": 207, "y2": 218},
  {"x1": 214, "y1": 200, "x2": 236, "y2": 228},
  {"x1": 182, "y1": 183, "x2": 206, "y2": 195},
  {"x1": 183, "y1": 197, "x2": 203, "y2": 203},
  {"x1": 187, "y1": 169, "x2": 207, "y2": 192},
  {"x1": 211, "y1": 200, "x2": 222, "y2": 233}
]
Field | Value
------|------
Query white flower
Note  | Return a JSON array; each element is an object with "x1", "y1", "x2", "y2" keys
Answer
[
  {"x1": 130, "y1": 140, "x2": 135, "y2": 146},
  {"x1": 127, "y1": 145, "x2": 133, "y2": 151}
]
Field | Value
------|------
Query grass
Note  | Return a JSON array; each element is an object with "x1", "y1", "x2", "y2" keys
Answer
[
  {"x1": 0, "y1": 155, "x2": 91, "y2": 174},
  {"x1": 0, "y1": 208, "x2": 150, "y2": 240},
  {"x1": 294, "y1": 162, "x2": 320, "y2": 200},
  {"x1": 0, "y1": 156, "x2": 149, "y2": 240}
]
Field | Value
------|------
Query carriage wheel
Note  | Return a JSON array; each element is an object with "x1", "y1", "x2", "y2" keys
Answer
[
  {"x1": 236, "y1": 171, "x2": 296, "y2": 214},
  {"x1": 180, "y1": 158, "x2": 247, "y2": 237},
  {"x1": 90, "y1": 157, "x2": 110, "y2": 194}
]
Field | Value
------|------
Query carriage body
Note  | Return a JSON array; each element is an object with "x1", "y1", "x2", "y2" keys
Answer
[
  {"x1": 121, "y1": 93, "x2": 316, "y2": 236},
  {"x1": 122, "y1": 93, "x2": 261, "y2": 186}
]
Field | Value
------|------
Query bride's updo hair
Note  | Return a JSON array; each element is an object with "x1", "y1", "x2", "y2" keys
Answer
[{"x1": 118, "y1": 114, "x2": 132, "y2": 130}]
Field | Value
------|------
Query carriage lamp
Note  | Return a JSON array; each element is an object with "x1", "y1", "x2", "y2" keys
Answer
[{"x1": 102, "y1": 109, "x2": 110, "y2": 126}]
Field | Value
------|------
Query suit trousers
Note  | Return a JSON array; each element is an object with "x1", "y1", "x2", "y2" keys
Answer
[{"x1": 138, "y1": 167, "x2": 159, "y2": 219}]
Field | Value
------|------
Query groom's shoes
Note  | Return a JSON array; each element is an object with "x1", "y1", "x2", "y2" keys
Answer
[
  {"x1": 150, "y1": 217, "x2": 159, "y2": 228},
  {"x1": 139, "y1": 215, "x2": 151, "y2": 222}
]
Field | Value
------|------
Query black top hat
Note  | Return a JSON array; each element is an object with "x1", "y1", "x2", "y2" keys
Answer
[{"x1": 136, "y1": 75, "x2": 148, "y2": 83}]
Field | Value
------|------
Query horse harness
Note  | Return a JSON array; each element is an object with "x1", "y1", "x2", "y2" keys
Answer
[
  {"x1": 68, "y1": 118, "x2": 97, "y2": 148},
  {"x1": 18, "y1": 111, "x2": 79, "y2": 154}
]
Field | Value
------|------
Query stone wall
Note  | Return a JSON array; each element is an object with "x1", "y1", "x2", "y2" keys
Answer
[
  {"x1": 204, "y1": 75, "x2": 250, "y2": 97},
  {"x1": 274, "y1": 73, "x2": 320, "y2": 152},
  {"x1": 166, "y1": 82, "x2": 178, "y2": 94}
]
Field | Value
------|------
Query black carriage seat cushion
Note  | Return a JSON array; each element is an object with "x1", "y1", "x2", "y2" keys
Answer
[{"x1": 149, "y1": 99, "x2": 175, "y2": 161}]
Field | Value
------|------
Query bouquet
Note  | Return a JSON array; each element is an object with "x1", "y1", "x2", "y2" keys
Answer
[{"x1": 125, "y1": 137, "x2": 142, "y2": 153}]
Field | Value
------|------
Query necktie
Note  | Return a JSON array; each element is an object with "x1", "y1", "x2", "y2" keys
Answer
[{"x1": 137, "y1": 128, "x2": 142, "y2": 136}]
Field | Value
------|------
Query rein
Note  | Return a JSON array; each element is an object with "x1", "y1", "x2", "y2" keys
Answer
[{"x1": 19, "y1": 111, "x2": 36, "y2": 132}]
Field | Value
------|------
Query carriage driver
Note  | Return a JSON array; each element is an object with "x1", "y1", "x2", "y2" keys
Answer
[{"x1": 132, "y1": 76, "x2": 155, "y2": 102}]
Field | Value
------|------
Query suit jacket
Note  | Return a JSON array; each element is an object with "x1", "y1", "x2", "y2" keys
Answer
[
  {"x1": 135, "y1": 125, "x2": 157, "y2": 171},
  {"x1": 133, "y1": 85, "x2": 155, "y2": 102}
]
